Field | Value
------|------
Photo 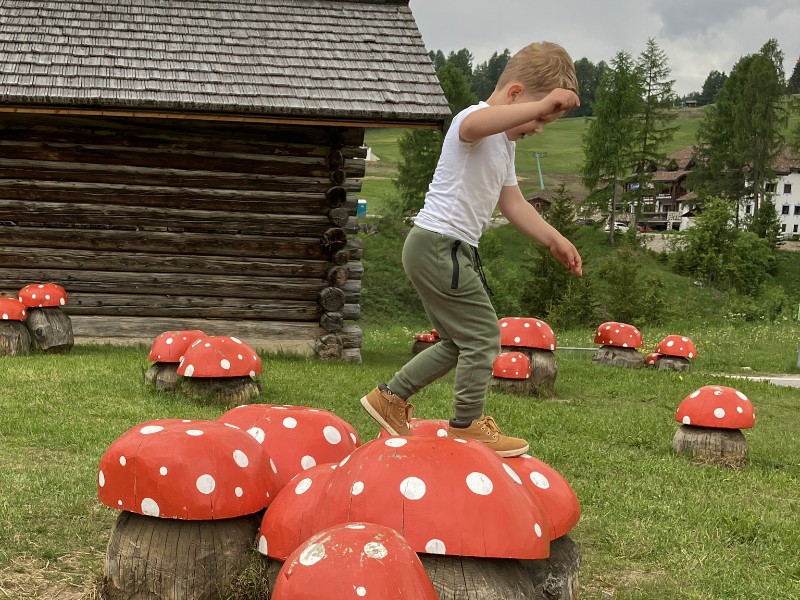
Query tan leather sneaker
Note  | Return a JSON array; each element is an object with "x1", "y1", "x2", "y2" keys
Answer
[
  {"x1": 447, "y1": 415, "x2": 529, "y2": 457},
  {"x1": 360, "y1": 384, "x2": 413, "y2": 436}
]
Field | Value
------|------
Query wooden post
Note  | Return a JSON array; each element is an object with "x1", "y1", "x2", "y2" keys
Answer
[
  {"x1": 25, "y1": 307, "x2": 74, "y2": 352},
  {"x1": 0, "y1": 322, "x2": 31, "y2": 356}
]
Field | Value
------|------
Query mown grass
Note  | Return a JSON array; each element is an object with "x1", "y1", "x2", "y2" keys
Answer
[{"x1": 1, "y1": 320, "x2": 799, "y2": 599}]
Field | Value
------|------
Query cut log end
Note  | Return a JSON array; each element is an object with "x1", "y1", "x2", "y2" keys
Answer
[
  {"x1": 179, "y1": 376, "x2": 262, "y2": 406},
  {"x1": 655, "y1": 356, "x2": 692, "y2": 372},
  {"x1": 144, "y1": 362, "x2": 181, "y2": 391},
  {"x1": 492, "y1": 347, "x2": 557, "y2": 397},
  {"x1": 25, "y1": 307, "x2": 74, "y2": 352},
  {"x1": 592, "y1": 345, "x2": 644, "y2": 369},
  {"x1": 0, "y1": 321, "x2": 31, "y2": 356},
  {"x1": 672, "y1": 424, "x2": 748, "y2": 468}
]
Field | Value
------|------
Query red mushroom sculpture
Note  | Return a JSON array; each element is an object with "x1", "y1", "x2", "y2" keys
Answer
[
  {"x1": 17, "y1": 283, "x2": 73, "y2": 352},
  {"x1": 491, "y1": 351, "x2": 535, "y2": 395},
  {"x1": 145, "y1": 330, "x2": 206, "y2": 390},
  {"x1": 98, "y1": 418, "x2": 278, "y2": 598},
  {"x1": 673, "y1": 385, "x2": 755, "y2": 467},
  {"x1": 177, "y1": 336, "x2": 263, "y2": 404},
  {"x1": 498, "y1": 317, "x2": 558, "y2": 395},
  {"x1": 592, "y1": 321, "x2": 644, "y2": 368},
  {"x1": 412, "y1": 328, "x2": 440, "y2": 354},
  {"x1": 377, "y1": 418, "x2": 450, "y2": 440},
  {"x1": 0, "y1": 298, "x2": 30, "y2": 356},
  {"x1": 271, "y1": 522, "x2": 439, "y2": 600},
  {"x1": 217, "y1": 404, "x2": 360, "y2": 493},
  {"x1": 653, "y1": 334, "x2": 697, "y2": 371}
]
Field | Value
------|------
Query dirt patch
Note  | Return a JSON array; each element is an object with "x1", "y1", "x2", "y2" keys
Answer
[
  {"x1": 0, "y1": 554, "x2": 102, "y2": 600},
  {"x1": 779, "y1": 240, "x2": 800, "y2": 252}
]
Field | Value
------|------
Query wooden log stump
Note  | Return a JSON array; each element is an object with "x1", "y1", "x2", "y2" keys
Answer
[
  {"x1": 319, "y1": 287, "x2": 346, "y2": 312},
  {"x1": 315, "y1": 333, "x2": 343, "y2": 360},
  {"x1": 592, "y1": 345, "x2": 644, "y2": 369},
  {"x1": 320, "y1": 312, "x2": 344, "y2": 333},
  {"x1": 178, "y1": 376, "x2": 262, "y2": 406},
  {"x1": 0, "y1": 321, "x2": 31, "y2": 356},
  {"x1": 420, "y1": 537, "x2": 580, "y2": 600},
  {"x1": 492, "y1": 348, "x2": 557, "y2": 397},
  {"x1": 144, "y1": 362, "x2": 180, "y2": 391},
  {"x1": 412, "y1": 339, "x2": 438, "y2": 355},
  {"x1": 25, "y1": 307, "x2": 74, "y2": 352},
  {"x1": 656, "y1": 356, "x2": 691, "y2": 372},
  {"x1": 102, "y1": 511, "x2": 268, "y2": 600},
  {"x1": 672, "y1": 424, "x2": 748, "y2": 467}
]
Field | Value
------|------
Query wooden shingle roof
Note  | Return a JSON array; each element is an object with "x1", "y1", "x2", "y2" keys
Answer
[{"x1": 0, "y1": 0, "x2": 450, "y2": 126}]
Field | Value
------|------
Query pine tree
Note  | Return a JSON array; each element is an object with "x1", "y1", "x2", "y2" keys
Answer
[
  {"x1": 470, "y1": 50, "x2": 511, "y2": 100},
  {"x1": 699, "y1": 70, "x2": 727, "y2": 105},
  {"x1": 788, "y1": 58, "x2": 800, "y2": 94}
]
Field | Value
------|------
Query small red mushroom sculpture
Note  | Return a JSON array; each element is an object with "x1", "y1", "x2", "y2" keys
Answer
[
  {"x1": 412, "y1": 328, "x2": 440, "y2": 354},
  {"x1": 673, "y1": 385, "x2": 755, "y2": 467},
  {"x1": 491, "y1": 351, "x2": 534, "y2": 395},
  {"x1": 145, "y1": 329, "x2": 206, "y2": 390},
  {"x1": 97, "y1": 418, "x2": 278, "y2": 598},
  {"x1": 217, "y1": 404, "x2": 360, "y2": 493},
  {"x1": 498, "y1": 317, "x2": 558, "y2": 395},
  {"x1": 271, "y1": 522, "x2": 439, "y2": 600},
  {"x1": 177, "y1": 335, "x2": 263, "y2": 404},
  {"x1": 0, "y1": 298, "x2": 30, "y2": 356},
  {"x1": 17, "y1": 283, "x2": 73, "y2": 352},
  {"x1": 592, "y1": 321, "x2": 644, "y2": 368},
  {"x1": 652, "y1": 334, "x2": 697, "y2": 372}
]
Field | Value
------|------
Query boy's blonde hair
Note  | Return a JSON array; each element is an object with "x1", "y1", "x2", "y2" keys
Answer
[{"x1": 496, "y1": 42, "x2": 578, "y2": 95}]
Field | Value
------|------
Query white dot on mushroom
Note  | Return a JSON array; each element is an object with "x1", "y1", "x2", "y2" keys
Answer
[
  {"x1": 323, "y1": 426, "x2": 342, "y2": 444},
  {"x1": 301, "y1": 455, "x2": 316, "y2": 470},
  {"x1": 466, "y1": 472, "x2": 493, "y2": 495},
  {"x1": 295, "y1": 478, "x2": 313, "y2": 495},
  {"x1": 399, "y1": 476, "x2": 426, "y2": 500},
  {"x1": 283, "y1": 417, "x2": 298, "y2": 429},
  {"x1": 233, "y1": 449, "x2": 249, "y2": 468},
  {"x1": 196, "y1": 474, "x2": 216, "y2": 494}
]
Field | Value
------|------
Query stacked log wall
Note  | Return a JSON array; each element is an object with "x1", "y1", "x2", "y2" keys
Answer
[{"x1": 0, "y1": 113, "x2": 365, "y2": 359}]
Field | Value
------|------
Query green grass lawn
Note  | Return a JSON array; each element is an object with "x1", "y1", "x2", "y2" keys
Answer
[{"x1": 1, "y1": 320, "x2": 799, "y2": 599}]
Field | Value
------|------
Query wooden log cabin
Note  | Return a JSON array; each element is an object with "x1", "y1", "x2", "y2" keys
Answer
[{"x1": 0, "y1": 0, "x2": 449, "y2": 361}]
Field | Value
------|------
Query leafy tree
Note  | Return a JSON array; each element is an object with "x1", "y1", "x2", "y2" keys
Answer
[
  {"x1": 699, "y1": 70, "x2": 727, "y2": 105},
  {"x1": 598, "y1": 246, "x2": 666, "y2": 325},
  {"x1": 470, "y1": 50, "x2": 511, "y2": 100},
  {"x1": 788, "y1": 58, "x2": 800, "y2": 94},
  {"x1": 581, "y1": 51, "x2": 643, "y2": 243},
  {"x1": 573, "y1": 58, "x2": 607, "y2": 117},
  {"x1": 546, "y1": 275, "x2": 599, "y2": 330},
  {"x1": 748, "y1": 199, "x2": 782, "y2": 250},
  {"x1": 629, "y1": 38, "x2": 678, "y2": 234}
]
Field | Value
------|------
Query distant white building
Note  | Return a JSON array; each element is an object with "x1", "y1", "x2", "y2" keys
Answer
[{"x1": 741, "y1": 146, "x2": 800, "y2": 239}]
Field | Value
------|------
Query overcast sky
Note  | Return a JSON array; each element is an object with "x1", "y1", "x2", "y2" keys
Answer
[{"x1": 409, "y1": 0, "x2": 800, "y2": 97}]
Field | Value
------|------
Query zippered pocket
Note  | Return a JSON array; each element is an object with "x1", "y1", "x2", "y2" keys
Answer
[{"x1": 450, "y1": 240, "x2": 461, "y2": 289}]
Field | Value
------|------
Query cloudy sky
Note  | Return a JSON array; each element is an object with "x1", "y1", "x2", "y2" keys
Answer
[{"x1": 409, "y1": 0, "x2": 800, "y2": 97}]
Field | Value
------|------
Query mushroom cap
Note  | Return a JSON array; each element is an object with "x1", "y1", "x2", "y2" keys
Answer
[
  {"x1": 675, "y1": 386, "x2": 755, "y2": 429},
  {"x1": 594, "y1": 322, "x2": 642, "y2": 348},
  {"x1": 414, "y1": 333, "x2": 437, "y2": 343},
  {"x1": 97, "y1": 418, "x2": 277, "y2": 519},
  {"x1": 502, "y1": 455, "x2": 581, "y2": 540},
  {"x1": 0, "y1": 298, "x2": 27, "y2": 321},
  {"x1": 644, "y1": 352, "x2": 662, "y2": 365},
  {"x1": 147, "y1": 330, "x2": 206, "y2": 363},
  {"x1": 18, "y1": 283, "x2": 67, "y2": 308},
  {"x1": 260, "y1": 436, "x2": 551, "y2": 560},
  {"x1": 377, "y1": 418, "x2": 450, "y2": 440},
  {"x1": 499, "y1": 317, "x2": 556, "y2": 351},
  {"x1": 270, "y1": 522, "x2": 439, "y2": 600},
  {"x1": 655, "y1": 335, "x2": 697, "y2": 359},
  {"x1": 176, "y1": 336, "x2": 262, "y2": 378},
  {"x1": 217, "y1": 404, "x2": 360, "y2": 492},
  {"x1": 492, "y1": 351, "x2": 531, "y2": 380}
]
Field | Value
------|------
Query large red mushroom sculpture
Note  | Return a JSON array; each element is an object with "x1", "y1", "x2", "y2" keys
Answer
[
  {"x1": 217, "y1": 404, "x2": 360, "y2": 493},
  {"x1": 652, "y1": 334, "x2": 697, "y2": 372},
  {"x1": 260, "y1": 435, "x2": 582, "y2": 598},
  {"x1": 97, "y1": 418, "x2": 278, "y2": 598},
  {"x1": 18, "y1": 283, "x2": 73, "y2": 352},
  {"x1": 271, "y1": 522, "x2": 439, "y2": 600},
  {"x1": 144, "y1": 329, "x2": 206, "y2": 390},
  {"x1": 592, "y1": 321, "x2": 644, "y2": 368},
  {"x1": 0, "y1": 298, "x2": 30, "y2": 356},
  {"x1": 177, "y1": 335, "x2": 262, "y2": 404},
  {"x1": 673, "y1": 385, "x2": 755, "y2": 467},
  {"x1": 497, "y1": 317, "x2": 558, "y2": 395}
]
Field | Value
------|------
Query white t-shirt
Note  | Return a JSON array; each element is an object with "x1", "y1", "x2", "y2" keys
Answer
[{"x1": 413, "y1": 102, "x2": 517, "y2": 247}]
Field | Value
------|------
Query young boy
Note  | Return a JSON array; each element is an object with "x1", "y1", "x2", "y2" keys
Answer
[{"x1": 360, "y1": 42, "x2": 582, "y2": 457}]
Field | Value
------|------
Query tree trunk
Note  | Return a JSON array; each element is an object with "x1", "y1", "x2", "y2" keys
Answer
[
  {"x1": 672, "y1": 425, "x2": 748, "y2": 467},
  {"x1": 144, "y1": 363, "x2": 181, "y2": 391},
  {"x1": 0, "y1": 321, "x2": 31, "y2": 356},
  {"x1": 420, "y1": 536, "x2": 580, "y2": 600},
  {"x1": 655, "y1": 356, "x2": 691, "y2": 372},
  {"x1": 178, "y1": 376, "x2": 262, "y2": 406},
  {"x1": 592, "y1": 345, "x2": 644, "y2": 369},
  {"x1": 25, "y1": 307, "x2": 74, "y2": 352},
  {"x1": 102, "y1": 511, "x2": 268, "y2": 600}
]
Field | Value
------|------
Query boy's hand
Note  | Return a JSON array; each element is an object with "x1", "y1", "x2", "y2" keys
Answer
[
  {"x1": 549, "y1": 235, "x2": 582, "y2": 276},
  {"x1": 536, "y1": 88, "x2": 580, "y2": 121}
]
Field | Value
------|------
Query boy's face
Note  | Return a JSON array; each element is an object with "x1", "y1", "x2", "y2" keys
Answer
[{"x1": 505, "y1": 91, "x2": 564, "y2": 142}]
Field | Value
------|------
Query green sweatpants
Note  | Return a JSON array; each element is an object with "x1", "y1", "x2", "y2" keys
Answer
[{"x1": 387, "y1": 225, "x2": 501, "y2": 421}]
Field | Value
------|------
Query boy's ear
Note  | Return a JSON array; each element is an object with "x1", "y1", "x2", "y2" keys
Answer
[{"x1": 506, "y1": 83, "x2": 525, "y2": 103}]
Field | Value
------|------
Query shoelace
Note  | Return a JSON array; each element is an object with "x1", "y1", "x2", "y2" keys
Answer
[{"x1": 478, "y1": 415, "x2": 501, "y2": 436}]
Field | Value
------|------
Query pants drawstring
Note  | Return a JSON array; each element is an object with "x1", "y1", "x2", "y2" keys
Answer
[{"x1": 472, "y1": 246, "x2": 493, "y2": 295}]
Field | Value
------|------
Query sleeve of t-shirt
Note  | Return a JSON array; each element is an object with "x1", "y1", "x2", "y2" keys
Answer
[{"x1": 504, "y1": 142, "x2": 518, "y2": 186}]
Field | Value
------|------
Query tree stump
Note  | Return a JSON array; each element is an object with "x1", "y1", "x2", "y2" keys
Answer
[
  {"x1": 179, "y1": 376, "x2": 262, "y2": 406},
  {"x1": 144, "y1": 363, "x2": 181, "y2": 391},
  {"x1": 412, "y1": 339, "x2": 439, "y2": 355},
  {"x1": 102, "y1": 511, "x2": 267, "y2": 600},
  {"x1": 656, "y1": 356, "x2": 691, "y2": 372},
  {"x1": 420, "y1": 536, "x2": 579, "y2": 600},
  {"x1": 592, "y1": 345, "x2": 644, "y2": 369},
  {"x1": 493, "y1": 347, "x2": 557, "y2": 397},
  {"x1": 0, "y1": 321, "x2": 31, "y2": 356},
  {"x1": 24, "y1": 307, "x2": 74, "y2": 352},
  {"x1": 672, "y1": 425, "x2": 748, "y2": 467}
]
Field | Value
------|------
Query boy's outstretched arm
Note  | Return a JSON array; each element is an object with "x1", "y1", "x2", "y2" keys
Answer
[{"x1": 497, "y1": 185, "x2": 582, "y2": 276}]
